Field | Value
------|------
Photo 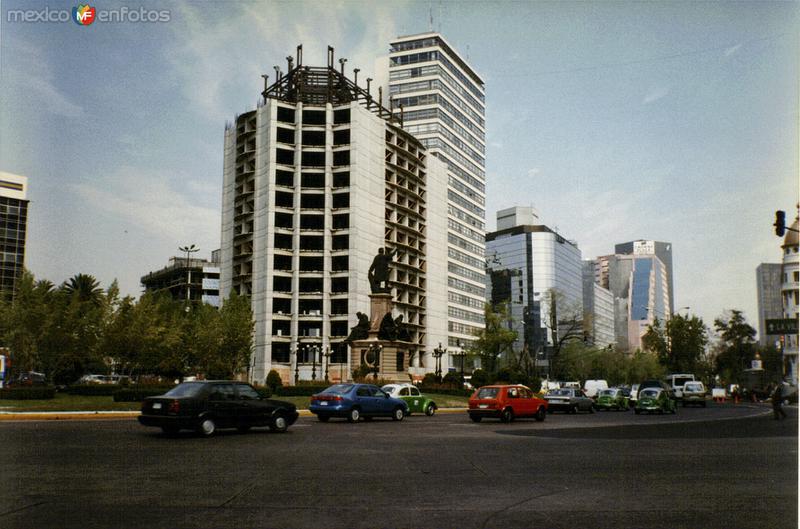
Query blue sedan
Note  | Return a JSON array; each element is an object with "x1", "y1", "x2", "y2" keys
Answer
[{"x1": 310, "y1": 383, "x2": 408, "y2": 422}]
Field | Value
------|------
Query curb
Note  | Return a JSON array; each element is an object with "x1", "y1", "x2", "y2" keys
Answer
[{"x1": 0, "y1": 407, "x2": 469, "y2": 422}]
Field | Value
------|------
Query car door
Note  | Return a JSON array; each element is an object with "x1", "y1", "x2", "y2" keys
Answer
[
  {"x1": 517, "y1": 387, "x2": 535, "y2": 417},
  {"x1": 372, "y1": 387, "x2": 394, "y2": 414},
  {"x1": 409, "y1": 386, "x2": 424, "y2": 413},
  {"x1": 207, "y1": 383, "x2": 237, "y2": 428},
  {"x1": 235, "y1": 383, "x2": 267, "y2": 426},
  {"x1": 355, "y1": 385, "x2": 378, "y2": 415}
]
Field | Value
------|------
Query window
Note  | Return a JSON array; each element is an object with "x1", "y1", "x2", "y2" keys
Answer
[
  {"x1": 303, "y1": 109, "x2": 326, "y2": 125},
  {"x1": 399, "y1": 387, "x2": 410, "y2": 396},
  {"x1": 411, "y1": 387, "x2": 421, "y2": 397},
  {"x1": 276, "y1": 127, "x2": 295, "y2": 144},
  {"x1": 333, "y1": 108, "x2": 350, "y2": 124},
  {"x1": 236, "y1": 385, "x2": 261, "y2": 400},
  {"x1": 356, "y1": 386, "x2": 371, "y2": 397},
  {"x1": 272, "y1": 343, "x2": 291, "y2": 363},
  {"x1": 277, "y1": 106, "x2": 295, "y2": 124},
  {"x1": 209, "y1": 384, "x2": 235, "y2": 401},
  {"x1": 396, "y1": 352, "x2": 405, "y2": 372},
  {"x1": 276, "y1": 148, "x2": 294, "y2": 165},
  {"x1": 276, "y1": 170, "x2": 293, "y2": 187}
]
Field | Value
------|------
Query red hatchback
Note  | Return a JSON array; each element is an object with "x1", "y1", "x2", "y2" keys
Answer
[{"x1": 468, "y1": 384, "x2": 548, "y2": 423}]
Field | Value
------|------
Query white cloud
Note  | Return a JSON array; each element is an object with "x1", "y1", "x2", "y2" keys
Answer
[
  {"x1": 642, "y1": 85, "x2": 670, "y2": 105},
  {"x1": 724, "y1": 43, "x2": 742, "y2": 57},
  {"x1": 527, "y1": 167, "x2": 541, "y2": 178},
  {"x1": 71, "y1": 166, "x2": 220, "y2": 246}
]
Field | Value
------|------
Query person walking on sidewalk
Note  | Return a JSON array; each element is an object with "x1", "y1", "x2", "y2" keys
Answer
[{"x1": 772, "y1": 384, "x2": 787, "y2": 421}]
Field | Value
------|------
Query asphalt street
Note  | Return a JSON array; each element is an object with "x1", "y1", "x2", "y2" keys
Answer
[{"x1": 1, "y1": 402, "x2": 796, "y2": 529}]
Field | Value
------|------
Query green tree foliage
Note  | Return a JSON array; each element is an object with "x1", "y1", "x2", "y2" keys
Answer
[
  {"x1": 713, "y1": 310, "x2": 757, "y2": 383},
  {"x1": 553, "y1": 342, "x2": 664, "y2": 385},
  {"x1": 469, "y1": 303, "x2": 517, "y2": 375},
  {"x1": 642, "y1": 314, "x2": 708, "y2": 373},
  {"x1": 469, "y1": 368, "x2": 490, "y2": 389},
  {"x1": 0, "y1": 271, "x2": 255, "y2": 383},
  {"x1": 266, "y1": 369, "x2": 283, "y2": 392}
]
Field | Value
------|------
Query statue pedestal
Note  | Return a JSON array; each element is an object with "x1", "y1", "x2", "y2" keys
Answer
[{"x1": 368, "y1": 293, "x2": 393, "y2": 339}]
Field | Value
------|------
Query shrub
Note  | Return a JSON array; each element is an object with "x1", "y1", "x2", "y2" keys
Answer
[
  {"x1": 112, "y1": 386, "x2": 174, "y2": 402},
  {"x1": 274, "y1": 385, "x2": 331, "y2": 397},
  {"x1": 469, "y1": 369, "x2": 490, "y2": 389},
  {"x1": 0, "y1": 386, "x2": 57, "y2": 400},
  {"x1": 442, "y1": 371, "x2": 463, "y2": 388},
  {"x1": 266, "y1": 370, "x2": 283, "y2": 393},
  {"x1": 421, "y1": 373, "x2": 441, "y2": 387}
]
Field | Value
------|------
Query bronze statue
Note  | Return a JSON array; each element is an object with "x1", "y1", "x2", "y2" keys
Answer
[
  {"x1": 345, "y1": 311, "x2": 370, "y2": 341},
  {"x1": 368, "y1": 247, "x2": 396, "y2": 294},
  {"x1": 378, "y1": 313, "x2": 398, "y2": 341}
]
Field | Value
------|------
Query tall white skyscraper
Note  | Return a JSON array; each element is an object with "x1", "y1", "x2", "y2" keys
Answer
[{"x1": 389, "y1": 33, "x2": 486, "y2": 366}]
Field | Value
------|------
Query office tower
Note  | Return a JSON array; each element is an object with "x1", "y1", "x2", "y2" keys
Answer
[
  {"x1": 0, "y1": 172, "x2": 28, "y2": 299},
  {"x1": 582, "y1": 260, "x2": 616, "y2": 348},
  {"x1": 615, "y1": 240, "x2": 674, "y2": 315},
  {"x1": 485, "y1": 208, "x2": 583, "y2": 370},
  {"x1": 755, "y1": 263, "x2": 783, "y2": 347},
  {"x1": 780, "y1": 215, "x2": 799, "y2": 384},
  {"x1": 141, "y1": 250, "x2": 221, "y2": 307},
  {"x1": 219, "y1": 47, "x2": 448, "y2": 384},
  {"x1": 389, "y1": 33, "x2": 486, "y2": 365},
  {"x1": 599, "y1": 254, "x2": 669, "y2": 350}
]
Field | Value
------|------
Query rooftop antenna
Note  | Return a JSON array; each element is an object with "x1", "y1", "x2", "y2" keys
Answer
[{"x1": 428, "y1": 2, "x2": 433, "y2": 32}]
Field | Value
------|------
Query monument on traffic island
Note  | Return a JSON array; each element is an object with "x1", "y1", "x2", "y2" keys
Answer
[{"x1": 345, "y1": 248, "x2": 413, "y2": 381}]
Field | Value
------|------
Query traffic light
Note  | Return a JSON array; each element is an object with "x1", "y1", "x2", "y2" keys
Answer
[{"x1": 774, "y1": 210, "x2": 786, "y2": 237}]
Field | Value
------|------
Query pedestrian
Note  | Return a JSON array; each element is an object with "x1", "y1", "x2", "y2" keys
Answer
[{"x1": 772, "y1": 384, "x2": 787, "y2": 421}]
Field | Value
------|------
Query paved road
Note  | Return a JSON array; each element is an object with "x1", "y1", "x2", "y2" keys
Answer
[{"x1": 1, "y1": 402, "x2": 796, "y2": 529}]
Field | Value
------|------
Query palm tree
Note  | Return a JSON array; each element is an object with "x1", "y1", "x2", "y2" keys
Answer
[{"x1": 62, "y1": 274, "x2": 104, "y2": 305}]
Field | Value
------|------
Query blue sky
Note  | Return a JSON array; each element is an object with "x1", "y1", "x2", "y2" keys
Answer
[{"x1": 1, "y1": 0, "x2": 797, "y2": 336}]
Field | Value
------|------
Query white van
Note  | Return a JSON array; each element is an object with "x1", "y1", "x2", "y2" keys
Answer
[
  {"x1": 583, "y1": 379, "x2": 609, "y2": 398},
  {"x1": 666, "y1": 374, "x2": 696, "y2": 399}
]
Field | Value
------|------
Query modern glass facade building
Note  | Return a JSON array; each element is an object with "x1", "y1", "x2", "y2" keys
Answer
[
  {"x1": 615, "y1": 240, "x2": 674, "y2": 315},
  {"x1": 389, "y1": 33, "x2": 486, "y2": 365},
  {"x1": 582, "y1": 260, "x2": 616, "y2": 348},
  {"x1": 219, "y1": 47, "x2": 449, "y2": 384},
  {"x1": 0, "y1": 172, "x2": 28, "y2": 300},
  {"x1": 486, "y1": 208, "x2": 583, "y2": 368}
]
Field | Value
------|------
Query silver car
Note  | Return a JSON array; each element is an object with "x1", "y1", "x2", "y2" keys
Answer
[
  {"x1": 682, "y1": 381, "x2": 706, "y2": 407},
  {"x1": 545, "y1": 388, "x2": 595, "y2": 414}
]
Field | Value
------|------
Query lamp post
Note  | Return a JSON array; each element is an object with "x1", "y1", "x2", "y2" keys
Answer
[
  {"x1": 367, "y1": 343, "x2": 382, "y2": 380},
  {"x1": 178, "y1": 244, "x2": 199, "y2": 301},
  {"x1": 432, "y1": 342, "x2": 446, "y2": 380},
  {"x1": 323, "y1": 346, "x2": 332, "y2": 382},
  {"x1": 293, "y1": 346, "x2": 300, "y2": 383},
  {"x1": 311, "y1": 344, "x2": 318, "y2": 381}
]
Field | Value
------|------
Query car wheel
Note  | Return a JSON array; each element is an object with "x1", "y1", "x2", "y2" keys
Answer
[
  {"x1": 501, "y1": 408, "x2": 514, "y2": 423},
  {"x1": 535, "y1": 407, "x2": 546, "y2": 422},
  {"x1": 425, "y1": 403, "x2": 436, "y2": 416},
  {"x1": 347, "y1": 408, "x2": 360, "y2": 423},
  {"x1": 270, "y1": 413, "x2": 288, "y2": 433},
  {"x1": 392, "y1": 407, "x2": 405, "y2": 421},
  {"x1": 634, "y1": 408, "x2": 641, "y2": 415},
  {"x1": 317, "y1": 415, "x2": 330, "y2": 422},
  {"x1": 197, "y1": 417, "x2": 216, "y2": 437},
  {"x1": 469, "y1": 414, "x2": 482, "y2": 423},
  {"x1": 161, "y1": 425, "x2": 179, "y2": 436}
]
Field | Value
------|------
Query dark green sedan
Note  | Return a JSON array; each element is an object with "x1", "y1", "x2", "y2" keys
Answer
[
  {"x1": 595, "y1": 388, "x2": 629, "y2": 411},
  {"x1": 634, "y1": 387, "x2": 676, "y2": 415}
]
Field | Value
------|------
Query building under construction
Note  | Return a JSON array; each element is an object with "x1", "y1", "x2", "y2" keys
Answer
[{"x1": 219, "y1": 46, "x2": 449, "y2": 384}]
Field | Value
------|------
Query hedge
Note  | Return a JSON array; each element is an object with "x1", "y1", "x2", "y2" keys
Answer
[
  {"x1": 274, "y1": 385, "x2": 331, "y2": 397},
  {"x1": 0, "y1": 386, "x2": 57, "y2": 400},
  {"x1": 419, "y1": 387, "x2": 473, "y2": 397},
  {"x1": 113, "y1": 387, "x2": 175, "y2": 402},
  {"x1": 66, "y1": 384, "x2": 121, "y2": 396}
]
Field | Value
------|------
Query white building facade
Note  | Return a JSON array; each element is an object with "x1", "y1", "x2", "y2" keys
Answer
[
  {"x1": 780, "y1": 216, "x2": 799, "y2": 384},
  {"x1": 220, "y1": 49, "x2": 448, "y2": 384},
  {"x1": 389, "y1": 33, "x2": 486, "y2": 367},
  {"x1": 755, "y1": 263, "x2": 783, "y2": 347}
]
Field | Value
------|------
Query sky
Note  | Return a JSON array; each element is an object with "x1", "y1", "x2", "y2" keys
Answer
[{"x1": 1, "y1": 0, "x2": 797, "y2": 338}]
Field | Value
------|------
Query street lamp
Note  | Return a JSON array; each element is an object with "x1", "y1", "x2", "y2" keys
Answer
[
  {"x1": 311, "y1": 344, "x2": 318, "y2": 381},
  {"x1": 432, "y1": 343, "x2": 446, "y2": 380},
  {"x1": 293, "y1": 347, "x2": 299, "y2": 383},
  {"x1": 323, "y1": 346, "x2": 332, "y2": 382},
  {"x1": 178, "y1": 244, "x2": 199, "y2": 302}
]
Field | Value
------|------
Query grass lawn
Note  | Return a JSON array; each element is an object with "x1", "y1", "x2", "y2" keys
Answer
[{"x1": 1, "y1": 392, "x2": 470, "y2": 412}]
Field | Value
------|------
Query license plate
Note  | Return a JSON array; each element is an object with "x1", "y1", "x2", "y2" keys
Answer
[
  {"x1": 320, "y1": 401, "x2": 328, "y2": 406},
  {"x1": 152, "y1": 402, "x2": 162, "y2": 410},
  {"x1": 479, "y1": 404, "x2": 488, "y2": 409}
]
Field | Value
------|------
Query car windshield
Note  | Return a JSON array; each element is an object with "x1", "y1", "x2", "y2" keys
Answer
[
  {"x1": 163, "y1": 382, "x2": 206, "y2": 397},
  {"x1": 685, "y1": 383, "x2": 703, "y2": 391},
  {"x1": 323, "y1": 384, "x2": 353, "y2": 395},
  {"x1": 476, "y1": 388, "x2": 499, "y2": 399},
  {"x1": 599, "y1": 389, "x2": 616, "y2": 396},
  {"x1": 640, "y1": 389, "x2": 660, "y2": 398},
  {"x1": 548, "y1": 389, "x2": 572, "y2": 396}
]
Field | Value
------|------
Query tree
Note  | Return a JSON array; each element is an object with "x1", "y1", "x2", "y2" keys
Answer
[
  {"x1": 713, "y1": 310, "x2": 757, "y2": 383},
  {"x1": 61, "y1": 274, "x2": 104, "y2": 305},
  {"x1": 469, "y1": 303, "x2": 517, "y2": 375},
  {"x1": 212, "y1": 292, "x2": 254, "y2": 379},
  {"x1": 642, "y1": 314, "x2": 708, "y2": 373},
  {"x1": 543, "y1": 288, "x2": 585, "y2": 368}
]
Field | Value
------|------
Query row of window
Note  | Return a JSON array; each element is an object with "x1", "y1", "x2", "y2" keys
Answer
[
  {"x1": 448, "y1": 233, "x2": 484, "y2": 257},
  {"x1": 405, "y1": 121, "x2": 485, "y2": 168},
  {"x1": 394, "y1": 92, "x2": 484, "y2": 134},
  {"x1": 448, "y1": 204, "x2": 485, "y2": 232},
  {"x1": 276, "y1": 148, "x2": 350, "y2": 167},
  {"x1": 390, "y1": 49, "x2": 485, "y2": 102},
  {"x1": 448, "y1": 305, "x2": 485, "y2": 324},
  {"x1": 275, "y1": 170, "x2": 350, "y2": 188},
  {"x1": 275, "y1": 127, "x2": 351, "y2": 147},
  {"x1": 272, "y1": 254, "x2": 349, "y2": 272},
  {"x1": 448, "y1": 262, "x2": 485, "y2": 283},
  {"x1": 448, "y1": 321, "x2": 484, "y2": 336},
  {"x1": 423, "y1": 137, "x2": 485, "y2": 177},
  {"x1": 274, "y1": 191, "x2": 350, "y2": 209},
  {"x1": 273, "y1": 298, "x2": 349, "y2": 315},
  {"x1": 448, "y1": 276, "x2": 486, "y2": 298},
  {"x1": 447, "y1": 189, "x2": 485, "y2": 219},
  {"x1": 272, "y1": 276, "x2": 349, "y2": 293},
  {"x1": 448, "y1": 291, "x2": 485, "y2": 310},
  {"x1": 401, "y1": 107, "x2": 484, "y2": 158},
  {"x1": 274, "y1": 213, "x2": 349, "y2": 231},
  {"x1": 270, "y1": 343, "x2": 349, "y2": 364},
  {"x1": 448, "y1": 246, "x2": 485, "y2": 270},
  {"x1": 448, "y1": 217, "x2": 484, "y2": 244},
  {"x1": 276, "y1": 106, "x2": 351, "y2": 126},
  {"x1": 390, "y1": 64, "x2": 485, "y2": 112},
  {"x1": 391, "y1": 78, "x2": 485, "y2": 129},
  {"x1": 273, "y1": 233, "x2": 349, "y2": 251}
]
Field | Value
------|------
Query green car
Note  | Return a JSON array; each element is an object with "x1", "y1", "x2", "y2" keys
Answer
[
  {"x1": 635, "y1": 387, "x2": 676, "y2": 415},
  {"x1": 595, "y1": 388, "x2": 629, "y2": 411},
  {"x1": 382, "y1": 383, "x2": 437, "y2": 416}
]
